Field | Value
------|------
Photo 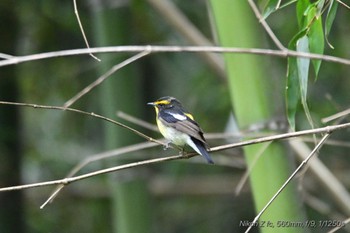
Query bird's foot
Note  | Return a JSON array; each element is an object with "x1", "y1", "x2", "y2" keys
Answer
[
  {"x1": 163, "y1": 141, "x2": 171, "y2": 150},
  {"x1": 179, "y1": 149, "x2": 190, "y2": 158}
]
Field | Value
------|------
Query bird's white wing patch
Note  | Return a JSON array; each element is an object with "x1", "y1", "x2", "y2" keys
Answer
[{"x1": 170, "y1": 112, "x2": 187, "y2": 121}]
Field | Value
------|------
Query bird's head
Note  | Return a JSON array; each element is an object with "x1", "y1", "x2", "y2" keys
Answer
[{"x1": 147, "y1": 96, "x2": 182, "y2": 110}]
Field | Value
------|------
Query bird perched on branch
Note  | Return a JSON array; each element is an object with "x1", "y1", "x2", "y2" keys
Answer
[{"x1": 148, "y1": 96, "x2": 214, "y2": 164}]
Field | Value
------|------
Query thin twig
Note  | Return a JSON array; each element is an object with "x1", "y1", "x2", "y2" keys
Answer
[
  {"x1": 0, "y1": 154, "x2": 184, "y2": 192},
  {"x1": 247, "y1": 0, "x2": 286, "y2": 51},
  {"x1": 73, "y1": 0, "x2": 100, "y2": 61},
  {"x1": 328, "y1": 217, "x2": 350, "y2": 233},
  {"x1": 0, "y1": 100, "x2": 165, "y2": 146},
  {"x1": 117, "y1": 111, "x2": 159, "y2": 132},
  {"x1": 337, "y1": 0, "x2": 350, "y2": 10},
  {"x1": 289, "y1": 138, "x2": 350, "y2": 216},
  {"x1": 235, "y1": 142, "x2": 272, "y2": 196},
  {"x1": 301, "y1": 137, "x2": 350, "y2": 148},
  {"x1": 322, "y1": 107, "x2": 350, "y2": 123},
  {"x1": 244, "y1": 133, "x2": 331, "y2": 233},
  {"x1": 41, "y1": 141, "x2": 161, "y2": 208},
  {"x1": 64, "y1": 50, "x2": 151, "y2": 108},
  {"x1": 0, "y1": 46, "x2": 349, "y2": 67},
  {"x1": 0, "y1": 52, "x2": 14, "y2": 59},
  {"x1": 211, "y1": 124, "x2": 336, "y2": 152}
]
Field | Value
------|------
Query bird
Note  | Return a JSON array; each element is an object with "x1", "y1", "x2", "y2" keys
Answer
[{"x1": 148, "y1": 96, "x2": 214, "y2": 164}]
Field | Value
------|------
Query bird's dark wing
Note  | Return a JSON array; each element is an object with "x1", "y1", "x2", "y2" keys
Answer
[{"x1": 159, "y1": 110, "x2": 209, "y2": 149}]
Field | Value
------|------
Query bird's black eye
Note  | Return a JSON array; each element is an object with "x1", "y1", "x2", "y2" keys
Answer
[{"x1": 158, "y1": 103, "x2": 172, "y2": 108}]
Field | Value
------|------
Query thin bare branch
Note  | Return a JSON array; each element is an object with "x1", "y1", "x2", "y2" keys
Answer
[
  {"x1": 73, "y1": 0, "x2": 100, "y2": 61},
  {"x1": 0, "y1": 46, "x2": 350, "y2": 67},
  {"x1": 41, "y1": 141, "x2": 161, "y2": 208},
  {"x1": 301, "y1": 137, "x2": 350, "y2": 148},
  {"x1": 328, "y1": 217, "x2": 350, "y2": 233},
  {"x1": 289, "y1": 138, "x2": 350, "y2": 215},
  {"x1": 247, "y1": 0, "x2": 286, "y2": 51},
  {"x1": 64, "y1": 50, "x2": 150, "y2": 108},
  {"x1": 0, "y1": 154, "x2": 184, "y2": 192},
  {"x1": 244, "y1": 133, "x2": 331, "y2": 233},
  {"x1": 337, "y1": 0, "x2": 350, "y2": 10},
  {"x1": 0, "y1": 52, "x2": 14, "y2": 59},
  {"x1": 235, "y1": 142, "x2": 272, "y2": 196},
  {"x1": 322, "y1": 107, "x2": 350, "y2": 123},
  {"x1": 212, "y1": 123, "x2": 345, "y2": 152},
  {"x1": 117, "y1": 111, "x2": 159, "y2": 132},
  {"x1": 0, "y1": 100, "x2": 165, "y2": 146}
]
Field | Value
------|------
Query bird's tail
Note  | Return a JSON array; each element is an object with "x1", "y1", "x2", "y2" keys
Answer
[{"x1": 191, "y1": 137, "x2": 214, "y2": 164}]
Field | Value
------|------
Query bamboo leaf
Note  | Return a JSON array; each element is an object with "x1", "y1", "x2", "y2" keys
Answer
[
  {"x1": 307, "y1": 6, "x2": 324, "y2": 77},
  {"x1": 262, "y1": 0, "x2": 281, "y2": 19},
  {"x1": 325, "y1": 0, "x2": 338, "y2": 49},
  {"x1": 296, "y1": 35, "x2": 314, "y2": 128},
  {"x1": 279, "y1": 0, "x2": 298, "y2": 10},
  {"x1": 296, "y1": 0, "x2": 310, "y2": 27},
  {"x1": 286, "y1": 29, "x2": 307, "y2": 130},
  {"x1": 296, "y1": 35, "x2": 309, "y2": 102},
  {"x1": 316, "y1": 0, "x2": 326, "y2": 17},
  {"x1": 286, "y1": 56, "x2": 299, "y2": 130}
]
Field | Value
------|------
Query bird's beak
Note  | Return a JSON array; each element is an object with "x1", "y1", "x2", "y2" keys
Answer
[{"x1": 147, "y1": 102, "x2": 156, "y2": 106}]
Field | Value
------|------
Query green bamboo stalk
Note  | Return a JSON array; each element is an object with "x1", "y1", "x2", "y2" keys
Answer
[
  {"x1": 210, "y1": 1, "x2": 306, "y2": 232},
  {"x1": 91, "y1": 5, "x2": 151, "y2": 233}
]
